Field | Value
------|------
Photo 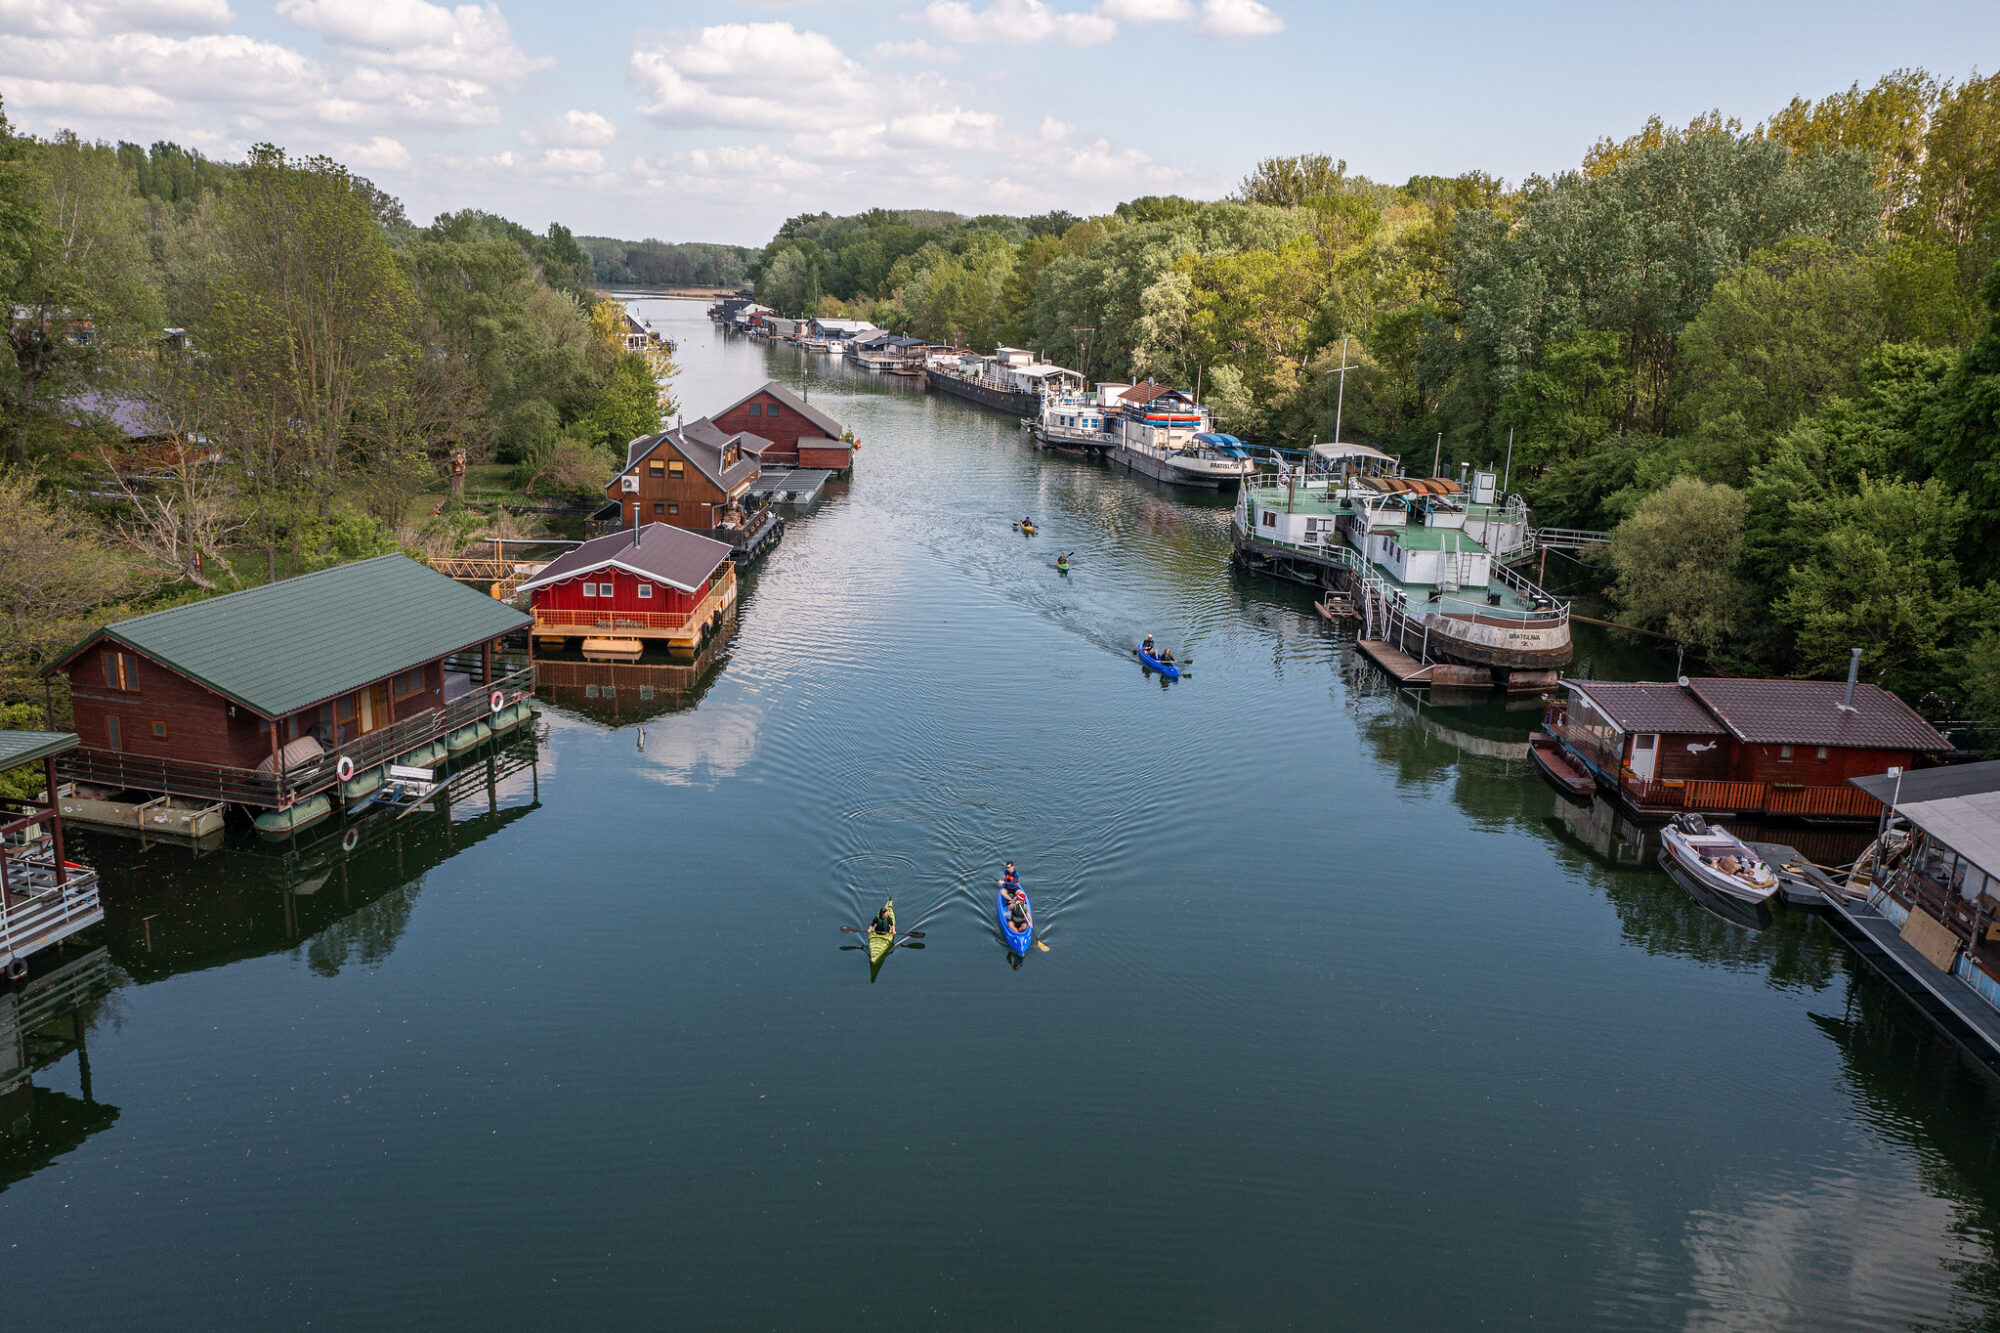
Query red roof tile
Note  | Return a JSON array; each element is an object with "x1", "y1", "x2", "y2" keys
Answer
[{"x1": 1686, "y1": 678, "x2": 1947, "y2": 751}]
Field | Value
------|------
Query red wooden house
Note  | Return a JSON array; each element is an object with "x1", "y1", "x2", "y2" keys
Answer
[
  {"x1": 710, "y1": 381, "x2": 851, "y2": 471},
  {"x1": 518, "y1": 523, "x2": 737, "y2": 654},
  {"x1": 1542, "y1": 675, "x2": 1949, "y2": 821}
]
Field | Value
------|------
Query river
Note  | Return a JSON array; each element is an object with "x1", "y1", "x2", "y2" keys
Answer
[{"x1": 5, "y1": 296, "x2": 1999, "y2": 1329}]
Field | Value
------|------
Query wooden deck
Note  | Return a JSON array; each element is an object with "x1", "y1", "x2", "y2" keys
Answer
[{"x1": 1356, "y1": 639, "x2": 1433, "y2": 683}]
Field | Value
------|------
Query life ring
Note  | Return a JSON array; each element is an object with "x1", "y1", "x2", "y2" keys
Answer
[
  {"x1": 336, "y1": 755, "x2": 356, "y2": 783},
  {"x1": 489, "y1": 689, "x2": 506, "y2": 714},
  {"x1": 342, "y1": 826, "x2": 359, "y2": 853}
]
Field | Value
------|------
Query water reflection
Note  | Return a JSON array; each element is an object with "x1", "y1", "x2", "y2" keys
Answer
[
  {"x1": 534, "y1": 607, "x2": 735, "y2": 728},
  {"x1": 0, "y1": 948, "x2": 122, "y2": 1193},
  {"x1": 83, "y1": 738, "x2": 542, "y2": 983}
]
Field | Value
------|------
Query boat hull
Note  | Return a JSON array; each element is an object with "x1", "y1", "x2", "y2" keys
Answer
[
  {"x1": 1659, "y1": 827, "x2": 1780, "y2": 907},
  {"x1": 926, "y1": 369, "x2": 1041, "y2": 417},
  {"x1": 1112, "y1": 444, "x2": 1247, "y2": 490},
  {"x1": 997, "y1": 888, "x2": 1033, "y2": 955},
  {"x1": 1137, "y1": 648, "x2": 1180, "y2": 680}
]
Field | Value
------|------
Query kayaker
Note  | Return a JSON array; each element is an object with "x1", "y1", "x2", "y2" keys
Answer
[
  {"x1": 1009, "y1": 901, "x2": 1029, "y2": 931},
  {"x1": 1142, "y1": 634, "x2": 1155, "y2": 655},
  {"x1": 1159, "y1": 647, "x2": 1175, "y2": 665},
  {"x1": 870, "y1": 905, "x2": 894, "y2": 936},
  {"x1": 999, "y1": 862, "x2": 1024, "y2": 903}
]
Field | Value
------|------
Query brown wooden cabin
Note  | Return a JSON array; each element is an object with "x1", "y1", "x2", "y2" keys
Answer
[
  {"x1": 42, "y1": 555, "x2": 531, "y2": 812},
  {"x1": 519, "y1": 523, "x2": 736, "y2": 653},
  {"x1": 1544, "y1": 676, "x2": 1947, "y2": 822},
  {"x1": 608, "y1": 419, "x2": 759, "y2": 532},
  {"x1": 708, "y1": 381, "x2": 848, "y2": 468}
]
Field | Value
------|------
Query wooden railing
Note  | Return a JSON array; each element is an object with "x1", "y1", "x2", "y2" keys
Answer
[
  {"x1": 59, "y1": 663, "x2": 534, "y2": 809},
  {"x1": 533, "y1": 567, "x2": 734, "y2": 636},
  {"x1": 1, "y1": 861, "x2": 102, "y2": 964},
  {"x1": 1619, "y1": 776, "x2": 1883, "y2": 819}
]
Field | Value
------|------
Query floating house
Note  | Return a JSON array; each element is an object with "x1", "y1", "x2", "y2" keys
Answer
[
  {"x1": 607, "y1": 416, "x2": 786, "y2": 559},
  {"x1": 43, "y1": 555, "x2": 533, "y2": 837},
  {"x1": 1823, "y1": 761, "x2": 2000, "y2": 1067},
  {"x1": 710, "y1": 382, "x2": 851, "y2": 473},
  {"x1": 1539, "y1": 674, "x2": 1947, "y2": 822},
  {"x1": 0, "y1": 731, "x2": 102, "y2": 978},
  {"x1": 519, "y1": 523, "x2": 737, "y2": 657},
  {"x1": 924, "y1": 347, "x2": 1082, "y2": 416}
]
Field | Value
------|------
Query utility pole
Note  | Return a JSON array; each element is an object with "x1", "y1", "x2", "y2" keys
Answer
[{"x1": 1325, "y1": 334, "x2": 1356, "y2": 445}]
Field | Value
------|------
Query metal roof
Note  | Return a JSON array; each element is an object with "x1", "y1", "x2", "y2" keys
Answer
[
  {"x1": 0, "y1": 729, "x2": 78, "y2": 772},
  {"x1": 1687, "y1": 678, "x2": 1948, "y2": 751},
  {"x1": 47, "y1": 555, "x2": 529, "y2": 719},
  {"x1": 746, "y1": 381, "x2": 845, "y2": 441},
  {"x1": 1565, "y1": 681, "x2": 1726, "y2": 735},
  {"x1": 516, "y1": 524, "x2": 733, "y2": 597},
  {"x1": 1850, "y1": 761, "x2": 2000, "y2": 882}
]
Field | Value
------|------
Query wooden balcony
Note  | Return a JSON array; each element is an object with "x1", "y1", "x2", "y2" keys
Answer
[{"x1": 533, "y1": 566, "x2": 736, "y2": 649}]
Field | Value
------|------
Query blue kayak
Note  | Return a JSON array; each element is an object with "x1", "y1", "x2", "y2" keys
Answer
[
  {"x1": 997, "y1": 887, "x2": 1034, "y2": 955},
  {"x1": 1137, "y1": 646, "x2": 1181, "y2": 680}
]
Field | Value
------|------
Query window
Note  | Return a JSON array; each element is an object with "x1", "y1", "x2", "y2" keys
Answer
[
  {"x1": 106, "y1": 715, "x2": 121, "y2": 750},
  {"x1": 335, "y1": 695, "x2": 358, "y2": 727},
  {"x1": 152, "y1": 720, "x2": 167, "y2": 739},
  {"x1": 391, "y1": 667, "x2": 426, "y2": 700},
  {"x1": 599, "y1": 582, "x2": 616, "y2": 597},
  {"x1": 653, "y1": 502, "x2": 665, "y2": 515},
  {"x1": 102, "y1": 650, "x2": 139, "y2": 691},
  {"x1": 649, "y1": 460, "x2": 665, "y2": 476},
  {"x1": 1779, "y1": 745, "x2": 1793, "y2": 761},
  {"x1": 1261, "y1": 511, "x2": 1276, "y2": 528},
  {"x1": 668, "y1": 460, "x2": 684, "y2": 478},
  {"x1": 636, "y1": 584, "x2": 653, "y2": 599},
  {"x1": 1816, "y1": 746, "x2": 1829, "y2": 761},
  {"x1": 668, "y1": 503, "x2": 679, "y2": 515},
  {"x1": 582, "y1": 582, "x2": 597, "y2": 598},
  {"x1": 748, "y1": 403, "x2": 762, "y2": 416},
  {"x1": 767, "y1": 404, "x2": 781, "y2": 418}
]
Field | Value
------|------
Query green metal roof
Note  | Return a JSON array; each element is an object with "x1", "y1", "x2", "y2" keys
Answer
[
  {"x1": 53, "y1": 554, "x2": 530, "y2": 718},
  {"x1": 0, "y1": 730, "x2": 77, "y2": 772}
]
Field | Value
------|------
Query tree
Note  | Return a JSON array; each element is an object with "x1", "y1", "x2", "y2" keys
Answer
[
  {"x1": 3, "y1": 130, "x2": 164, "y2": 463},
  {"x1": 1922, "y1": 261, "x2": 2000, "y2": 577},
  {"x1": 1237, "y1": 154, "x2": 1349, "y2": 207},
  {"x1": 1607, "y1": 476, "x2": 1751, "y2": 650},
  {"x1": 0, "y1": 470, "x2": 146, "y2": 707},
  {"x1": 1776, "y1": 476, "x2": 1993, "y2": 695}
]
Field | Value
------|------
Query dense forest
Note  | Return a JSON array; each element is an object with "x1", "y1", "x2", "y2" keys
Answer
[
  {"x1": 0, "y1": 109, "x2": 677, "y2": 731},
  {"x1": 752, "y1": 70, "x2": 2000, "y2": 716},
  {"x1": 581, "y1": 235, "x2": 754, "y2": 289}
]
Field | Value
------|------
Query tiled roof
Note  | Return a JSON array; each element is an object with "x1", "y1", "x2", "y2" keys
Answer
[
  {"x1": 716, "y1": 381, "x2": 845, "y2": 441},
  {"x1": 47, "y1": 556, "x2": 529, "y2": 718},
  {"x1": 1687, "y1": 678, "x2": 1948, "y2": 751},
  {"x1": 616, "y1": 421, "x2": 758, "y2": 494},
  {"x1": 1566, "y1": 680, "x2": 1725, "y2": 735},
  {"x1": 517, "y1": 524, "x2": 732, "y2": 596}
]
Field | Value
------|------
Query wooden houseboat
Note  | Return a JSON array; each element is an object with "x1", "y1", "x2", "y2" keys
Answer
[
  {"x1": 42, "y1": 555, "x2": 533, "y2": 838},
  {"x1": 518, "y1": 523, "x2": 737, "y2": 657},
  {"x1": 708, "y1": 382, "x2": 851, "y2": 472},
  {"x1": 1540, "y1": 674, "x2": 1947, "y2": 823},
  {"x1": 0, "y1": 731, "x2": 102, "y2": 979},
  {"x1": 607, "y1": 416, "x2": 783, "y2": 561}
]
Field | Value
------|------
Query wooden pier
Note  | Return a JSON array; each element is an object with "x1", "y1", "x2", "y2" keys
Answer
[{"x1": 1357, "y1": 639, "x2": 1434, "y2": 683}]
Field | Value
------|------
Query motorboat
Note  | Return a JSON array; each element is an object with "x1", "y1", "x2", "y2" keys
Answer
[{"x1": 1658, "y1": 814, "x2": 1779, "y2": 907}]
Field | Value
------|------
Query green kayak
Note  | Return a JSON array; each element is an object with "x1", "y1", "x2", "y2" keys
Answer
[{"x1": 868, "y1": 900, "x2": 896, "y2": 963}]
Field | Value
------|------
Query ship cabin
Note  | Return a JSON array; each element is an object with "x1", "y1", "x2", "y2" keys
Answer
[
  {"x1": 0, "y1": 730, "x2": 102, "y2": 978},
  {"x1": 41, "y1": 555, "x2": 532, "y2": 830},
  {"x1": 1848, "y1": 760, "x2": 2000, "y2": 1026},
  {"x1": 1107, "y1": 383, "x2": 1209, "y2": 450},
  {"x1": 519, "y1": 523, "x2": 737, "y2": 656},
  {"x1": 709, "y1": 382, "x2": 847, "y2": 469},
  {"x1": 1545, "y1": 675, "x2": 1948, "y2": 822}
]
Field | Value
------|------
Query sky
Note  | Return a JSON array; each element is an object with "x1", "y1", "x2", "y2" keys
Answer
[{"x1": 0, "y1": 0, "x2": 1994, "y2": 246}]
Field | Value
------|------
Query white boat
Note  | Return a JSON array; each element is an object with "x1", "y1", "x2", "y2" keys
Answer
[
  {"x1": 1032, "y1": 390, "x2": 1111, "y2": 453},
  {"x1": 1658, "y1": 815, "x2": 1780, "y2": 907},
  {"x1": 1102, "y1": 384, "x2": 1256, "y2": 488}
]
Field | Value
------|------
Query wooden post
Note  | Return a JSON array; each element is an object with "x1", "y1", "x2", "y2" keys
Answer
[
  {"x1": 482, "y1": 641, "x2": 494, "y2": 687},
  {"x1": 45, "y1": 754, "x2": 66, "y2": 886},
  {"x1": 270, "y1": 721, "x2": 284, "y2": 807}
]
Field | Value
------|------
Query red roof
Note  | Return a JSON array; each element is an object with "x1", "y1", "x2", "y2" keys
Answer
[{"x1": 1685, "y1": 678, "x2": 1948, "y2": 751}]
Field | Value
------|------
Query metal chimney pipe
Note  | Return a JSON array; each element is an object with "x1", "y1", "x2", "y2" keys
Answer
[{"x1": 1842, "y1": 648, "x2": 1861, "y2": 711}]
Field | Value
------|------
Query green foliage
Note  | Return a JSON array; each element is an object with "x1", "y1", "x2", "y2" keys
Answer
[
  {"x1": 1922, "y1": 261, "x2": 2000, "y2": 577},
  {"x1": 1775, "y1": 476, "x2": 1995, "y2": 696},
  {"x1": 1608, "y1": 477, "x2": 1752, "y2": 649},
  {"x1": 581, "y1": 236, "x2": 752, "y2": 288},
  {"x1": 578, "y1": 353, "x2": 665, "y2": 449}
]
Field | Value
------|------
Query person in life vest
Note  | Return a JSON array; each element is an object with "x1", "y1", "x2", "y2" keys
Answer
[
  {"x1": 1142, "y1": 634, "x2": 1155, "y2": 655},
  {"x1": 998, "y1": 862, "x2": 1023, "y2": 905},
  {"x1": 870, "y1": 904, "x2": 894, "y2": 937}
]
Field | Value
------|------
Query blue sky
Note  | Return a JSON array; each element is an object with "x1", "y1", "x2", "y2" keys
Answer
[{"x1": 1, "y1": 0, "x2": 1993, "y2": 245}]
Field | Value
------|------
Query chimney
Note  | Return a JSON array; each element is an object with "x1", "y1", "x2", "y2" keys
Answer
[{"x1": 1840, "y1": 647, "x2": 1861, "y2": 712}]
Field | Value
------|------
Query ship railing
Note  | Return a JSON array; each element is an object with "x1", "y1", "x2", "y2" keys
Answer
[{"x1": 1, "y1": 859, "x2": 102, "y2": 964}]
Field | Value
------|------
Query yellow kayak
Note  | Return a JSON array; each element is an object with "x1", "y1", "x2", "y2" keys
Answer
[{"x1": 868, "y1": 899, "x2": 895, "y2": 963}]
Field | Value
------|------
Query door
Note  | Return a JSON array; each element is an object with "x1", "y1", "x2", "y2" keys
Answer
[{"x1": 1630, "y1": 733, "x2": 1658, "y2": 782}]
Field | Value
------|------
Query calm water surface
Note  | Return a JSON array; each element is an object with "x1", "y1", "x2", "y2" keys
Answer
[{"x1": 6, "y1": 297, "x2": 2000, "y2": 1330}]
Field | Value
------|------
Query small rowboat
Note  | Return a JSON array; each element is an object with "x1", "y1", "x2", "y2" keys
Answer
[
  {"x1": 1136, "y1": 646, "x2": 1180, "y2": 680},
  {"x1": 868, "y1": 899, "x2": 896, "y2": 963},
  {"x1": 997, "y1": 887, "x2": 1033, "y2": 955}
]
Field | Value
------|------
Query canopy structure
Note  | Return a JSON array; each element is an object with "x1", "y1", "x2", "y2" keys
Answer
[
  {"x1": 1855, "y1": 760, "x2": 2000, "y2": 883},
  {"x1": 0, "y1": 730, "x2": 77, "y2": 774}
]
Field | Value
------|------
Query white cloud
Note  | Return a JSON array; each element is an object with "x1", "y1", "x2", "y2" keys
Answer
[
  {"x1": 630, "y1": 22, "x2": 876, "y2": 129},
  {"x1": 923, "y1": 0, "x2": 1116, "y2": 47},
  {"x1": 1099, "y1": 0, "x2": 1191, "y2": 19},
  {"x1": 275, "y1": 0, "x2": 550, "y2": 80},
  {"x1": 524, "y1": 108, "x2": 617, "y2": 147},
  {"x1": 1194, "y1": 0, "x2": 1282, "y2": 36},
  {"x1": 341, "y1": 133, "x2": 411, "y2": 169},
  {"x1": 885, "y1": 107, "x2": 998, "y2": 149},
  {"x1": 867, "y1": 38, "x2": 960, "y2": 61},
  {"x1": 0, "y1": 0, "x2": 234, "y2": 37}
]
